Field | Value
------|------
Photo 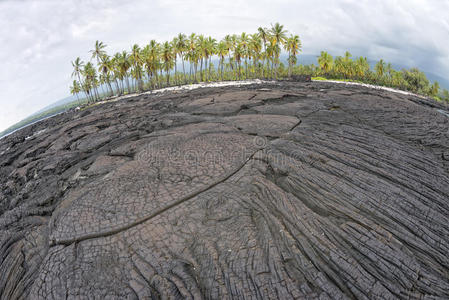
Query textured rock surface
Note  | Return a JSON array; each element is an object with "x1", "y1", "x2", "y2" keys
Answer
[{"x1": 1, "y1": 81, "x2": 449, "y2": 299}]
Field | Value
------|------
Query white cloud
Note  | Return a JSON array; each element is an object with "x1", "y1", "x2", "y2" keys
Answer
[{"x1": 0, "y1": 0, "x2": 448, "y2": 132}]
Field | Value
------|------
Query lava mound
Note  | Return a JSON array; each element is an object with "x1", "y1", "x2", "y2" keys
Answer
[{"x1": 1, "y1": 82, "x2": 449, "y2": 299}]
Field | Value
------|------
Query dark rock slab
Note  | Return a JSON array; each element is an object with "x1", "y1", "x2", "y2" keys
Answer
[{"x1": 1, "y1": 82, "x2": 449, "y2": 299}]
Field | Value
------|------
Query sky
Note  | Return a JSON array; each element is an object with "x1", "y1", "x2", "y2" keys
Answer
[{"x1": 0, "y1": 0, "x2": 448, "y2": 132}]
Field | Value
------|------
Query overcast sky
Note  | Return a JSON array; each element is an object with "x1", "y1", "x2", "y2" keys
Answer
[{"x1": 0, "y1": 0, "x2": 448, "y2": 132}]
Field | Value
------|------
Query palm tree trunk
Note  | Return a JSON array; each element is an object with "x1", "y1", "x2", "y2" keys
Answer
[
  {"x1": 220, "y1": 58, "x2": 224, "y2": 81},
  {"x1": 126, "y1": 77, "x2": 131, "y2": 94},
  {"x1": 174, "y1": 57, "x2": 178, "y2": 85},
  {"x1": 107, "y1": 81, "x2": 114, "y2": 96},
  {"x1": 189, "y1": 62, "x2": 193, "y2": 83},
  {"x1": 154, "y1": 71, "x2": 159, "y2": 88},
  {"x1": 238, "y1": 62, "x2": 241, "y2": 80},
  {"x1": 77, "y1": 74, "x2": 89, "y2": 101},
  {"x1": 200, "y1": 58, "x2": 203, "y2": 82},
  {"x1": 194, "y1": 62, "x2": 198, "y2": 82},
  {"x1": 181, "y1": 55, "x2": 186, "y2": 84},
  {"x1": 228, "y1": 54, "x2": 233, "y2": 71},
  {"x1": 209, "y1": 56, "x2": 212, "y2": 81}
]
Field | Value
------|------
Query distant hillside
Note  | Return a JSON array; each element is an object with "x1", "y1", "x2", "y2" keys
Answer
[{"x1": 30, "y1": 95, "x2": 78, "y2": 117}]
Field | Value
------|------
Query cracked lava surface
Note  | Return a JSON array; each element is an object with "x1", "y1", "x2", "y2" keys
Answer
[{"x1": 1, "y1": 81, "x2": 449, "y2": 299}]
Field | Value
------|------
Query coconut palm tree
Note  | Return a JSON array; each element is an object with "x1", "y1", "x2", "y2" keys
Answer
[
  {"x1": 175, "y1": 33, "x2": 188, "y2": 84},
  {"x1": 430, "y1": 81, "x2": 440, "y2": 97},
  {"x1": 187, "y1": 33, "x2": 199, "y2": 82},
  {"x1": 318, "y1": 51, "x2": 333, "y2": 75},
  {"x1": 205, "y1": 37, "x2": 216, "y2": 81},
  {"x1": 223, "y1": 34, "x2": 234, "y2": 73},
  {"x1": 171, "y1": 37, "x2": 179, "y2": 85},
  {"x1": 265, "y1": 40, "x2": 275, "y2": 79},
  {"x1": 196, "y1": 35, "x2": 207, "y2": 81},
  {"x1": 83, "y1": 62, "x2": 98, "y2": 101},
  {"x1": 355, "y1": 56, "x2": 369, "y2": 79},
  {"x1": 98, "y1": 54, "x2": 114, "y2": 96},
  {"x1": 285, "y1": 34, "x2": 301, "y2": 77},
  {"x1": 258, "y1": 27, "x2": 269, "y2": 77},
  {"x1": 240, "y1": 32, "x2": 250, "y2": 78},
  {"x1": 71, "y1": 57, "x2": 87, "y2": 99},
  {"x1": 70, "y1": 80, "x2": 81, "y2": 104},
  {"x1": 217, "y1": 41, "x2": 228, "y2": 80},
  {"x1": 118, "y1": 51, "x2": 132, "y2": 93},
  {"x1": 162, "y1": 41, "x2": 174, "y2": 86},
  {"x1": 249, "y1": 34, "x2": 262, "y2": 78},
  {"x1": 342, "y1": 51, "x2": 353, "y2": 78},
  {"x1": 130, "y1": 44, "x2": 144, "y2": 91},
  {"x1": 375, "y1": 59, "x2": 386, "y2": 82},
  {"x1": 234, "y1": 44, "x2": 244, "y2": 80},
  {"x1": 269, "y1": 22, "x2": 288, "y2": 78},
  {"x1": 146, "y1": 40, "x2": 161, "y2": 88},
  {"x1": 111, "y1": 53, "x2": 123, "y2": 94},
  {"x1": 333, "y1": 56, "x2": 345, "y2": 77},
  {"x1": 90, "y1": 40, "x2": 107, "y2": 64}
]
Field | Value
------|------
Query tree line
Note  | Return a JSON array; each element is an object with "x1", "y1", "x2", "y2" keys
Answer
[
  {"x1": 297, "y1": 51, "x2": 448, "y2": 102},
  {"x1": 70, "y1": 24, "x2": 449, "y2": 104},
  {"x1": 70, "y1": 23, "x2": 301, "y2": 103}
]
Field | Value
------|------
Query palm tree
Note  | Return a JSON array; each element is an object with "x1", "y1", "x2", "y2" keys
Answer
[
  {"x1": 71, "y1": 57, "x2": 87, "y2": 99},
  {"x1": 318, "y1": 51, "x2": 333, "y2": 75},
  {"x1": 355, "y1": 56, "x2": 369, "y2": 79},
  {"x1": 162, "y1": 41, "x2": 174, "y2": 86},
  {"x1": 196, "y1": 35, "x2": 207, "y2": 81},
  {"x1": 111, "y1": 53, "x2": 123, "y2": 94},
  {"x1": 430, "y1": 81, "x2": 440, "y2": 97},
  {"x1": 249, "y1": 34, "x2": 262, "y2": 78},
  {"x1": 130, "y1": 44, "x2": 144, "y2": 91},
  {"x1": 234, "y1": 44, "x2": 244, "y2": 80},
  {"x1": 176, "y1": 33, "x2": 188, "y2": 84},
  {"x1": 269, "y1": 22, "x2": 288, "y2": 78},
  {"x1": 258, "y1": 27, "x2": 269, "y2": 77},
  {"x1": 83, "y1": 62, "x2": 98, "y2": 101},
  {"x1": 333, "y1": 56, "x2": 345, "y2": 77},
  {"x1": 240, "y1": 32, "x2": 250, "y2": 78},
  {"x1": 217, "y1": 41, "x2": 228, "y2": 80},
  {"x1": 205, "y1": 37, "x2": 216, "y2": 81},
  {"x1": 98, "y1": 54, "x2": 114, "y2": 96},
  {"x1": 285, "y1": 34, "x2": 301, "y2": 77},
  {"x1": 119, "y1": 51, "x2": 132, "y2": 93},
  {"x1": 342, "y1": 51, "x2": 353, "y2": 78},
  {"x1": 147, "y1": 40, "x2": 161, "y2": 88},
  {"x1": 70, "y1": 80, "x2": 81, "y2": 104},
  {"x1": 90, "y1": 40, "x2": 107, "y2": 64},
  {"x1": 171, "y1": 37, "x2": 179, "y2": 85},
  {"x1": 375, "y1": 59, "x2": 386, "y2": 82},
  {"x1": 187, "y1": 33, "x2": 199, "y2": 82},
  {"x1": 223, "y1": 34, "x2": 234, "y2": 73},
  {"x1": 265, "y1": 41, "x2": 275, "y2": 79}
]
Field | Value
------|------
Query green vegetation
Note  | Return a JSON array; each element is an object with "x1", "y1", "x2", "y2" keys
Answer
[
  {"x1": 299, "y1": 51, "x2": 448, "y2": 102},
  {"x1": 68, "y1": 24, "x2": 446, "y2": 104},
  {"x1": 69, "y1": 23, "x2": 302, "y2": 103},
  {"x1": 0, "y1": 99, "x2": 88, "y2": 138}
]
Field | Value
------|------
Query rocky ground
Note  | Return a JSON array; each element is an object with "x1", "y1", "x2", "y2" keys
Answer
[{"x1": 1, "y1": 81, "x2": 449, "y2": 299}]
